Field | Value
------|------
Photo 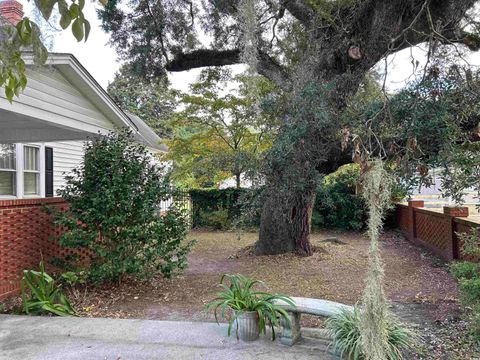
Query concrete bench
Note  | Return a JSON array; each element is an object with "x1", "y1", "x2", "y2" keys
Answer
[{"x1": 274, "y1": 297, "x2": 353, "y2": 346}]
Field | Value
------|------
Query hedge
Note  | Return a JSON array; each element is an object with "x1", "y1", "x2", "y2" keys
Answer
[{"x1": 189, "y1": 188, "x2": 246, "y2": 229}]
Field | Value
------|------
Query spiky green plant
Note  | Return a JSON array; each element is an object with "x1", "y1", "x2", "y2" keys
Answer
[
  {"x1": 21, "y1": 261, "x2": 75, "y2": 316},
  {"x1": 326, "y1": 307, "x2": 414, "y2": 360},
  {"x1": 205, "y1": 273, "x2": 295, "y2": 340}
]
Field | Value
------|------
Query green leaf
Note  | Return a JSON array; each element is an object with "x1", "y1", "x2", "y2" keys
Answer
[
  {"x1": 5, "y1": 83, "x2": 14, "y2": 103},
  {"x1": 59, "y1": 13, "x2": 72, "y2": 29},
  {"x1": 69, "y1": 4, "x2": 80, "y2": 18},
  {"x1": 84, "y1": 19, "x2": 91, "y2": 41},
  {"x1": 72, "y1": 18, "x2": 84, "y2": 42},
  {"x1": 37, "y1": 0, "x2": 56, "y2": 21}
]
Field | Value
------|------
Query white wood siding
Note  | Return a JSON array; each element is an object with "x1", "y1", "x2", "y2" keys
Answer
[
  {"x1": 21, "y1": 67, "x2": 114, "y2": 131},
  {"x1": 45, "y1": 141, "x2": 85, "y2": 194}
]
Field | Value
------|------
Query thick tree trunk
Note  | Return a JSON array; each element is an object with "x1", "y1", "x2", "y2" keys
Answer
[
  {"x1": 255, "y1": 89, "x2": 328, "y2": 256},
  {"x1": 255, "y1": 73, "x2": 360, "y2": 256},
  {"x1": 256, "y1": 188, "x2": 316, "y2": 256}
]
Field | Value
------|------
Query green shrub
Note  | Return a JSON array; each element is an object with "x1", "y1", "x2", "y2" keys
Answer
[
  {"x1": 313, "y1": 164, "x2": 366, "y2": 231},
  {"x1": 459, "y1": 278, "x2": 480, "y2": 305},
  {"x1": 459, "y1": 228, "x2": 480, "y2": 258},
  {"x1": 199, "y1": 207, "x2": 231, "y2": 230},
  {"x1": 206, "y1": 274, "x2": 295, "y2": 340},
  {"x1": 190, "y1": 188, "x2": 245, "y2": 229},
  {"x1": 450, "y1": 262, "x2": 480, "y2": 281},
  {"x1": 21, "y1": 262, "x2": 75, "y2": 316},
  {"x1": 469, "y1": 307, "x2": 480, "y2": 342},
  {"x1": 52, "y1": 130, "x2": 193, "y2": 284},
  {"x1": 451, "y1": 229, "x2": 480, "y2": 341},
  {"x1": 60, "y1": 271, "x2": 88, "y2": 287},
  {"x1": 326, "y1": 307, "x2": 414, "y2": 360}
]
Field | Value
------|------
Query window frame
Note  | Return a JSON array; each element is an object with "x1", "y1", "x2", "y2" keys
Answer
[
  {"x1": 0, "y1": 144, "x2": 17, "y2": 198},
  {"x1": 22, "y1": 145, "x2": 42, "y2": 197},
  {"x1": 0, "y1": 143, "x2": 46, "y2": 199}
]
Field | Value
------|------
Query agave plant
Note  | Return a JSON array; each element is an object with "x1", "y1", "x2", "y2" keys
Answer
[
  {"x1": 206, "y1": 273, "x2": 295, "y2": 340},
  {"x1": 326, "y1": 307, "x2": 414, "y2": 360},
  {"x1": 21, "y1": 261, "x2": 75, "y2": 316}
]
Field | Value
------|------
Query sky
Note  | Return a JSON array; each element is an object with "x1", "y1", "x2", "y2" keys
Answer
[
  {"x1": 21, "y1": 0, "x2": 205, "y2": 92},
  {"x1": 20, "y1": 1, "x2": 480, "y2": 94}
]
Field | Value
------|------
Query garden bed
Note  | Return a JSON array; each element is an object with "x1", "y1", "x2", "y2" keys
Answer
[{"x1": 2, "y1": 230, "x2": 478, "y2": 358}]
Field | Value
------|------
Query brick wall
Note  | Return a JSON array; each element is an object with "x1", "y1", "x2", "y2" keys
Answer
[
  {"x1": 395, "y1": 202, "x2": 480, "y2": 262},
  {"x1": 0, "y1": 198, "x2": 90, "y2": 300}
]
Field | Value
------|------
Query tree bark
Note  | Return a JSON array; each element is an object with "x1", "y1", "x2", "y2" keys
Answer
[
  {"x1": 235, "y1": 173, "x2": 241, "y2": 189},
  {"x1": 257, "y1": 188, "x2": 316, "y2": 256}
]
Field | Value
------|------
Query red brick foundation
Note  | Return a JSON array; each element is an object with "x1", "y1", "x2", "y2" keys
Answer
[{"x1": 0, "y1": 198, "x2": 90, "y2": 300}]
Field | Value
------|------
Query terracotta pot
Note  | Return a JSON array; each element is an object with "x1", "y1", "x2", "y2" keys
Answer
[{"x1": 235, "y1": 311, "x2": 259, "y2": 341}]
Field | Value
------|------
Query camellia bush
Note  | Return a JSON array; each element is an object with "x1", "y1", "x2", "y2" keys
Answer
[{"x1": 53, "y1": 130, "x2": 193, "y2": 284}]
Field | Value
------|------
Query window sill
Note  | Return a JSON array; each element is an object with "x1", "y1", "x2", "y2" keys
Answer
[{"x1": 0, "y1": 195, "x2": 17, "y2": 200}]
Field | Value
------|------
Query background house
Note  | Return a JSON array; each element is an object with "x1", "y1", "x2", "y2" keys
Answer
[{"x1": 406, "y1": 169, "x2": 480, "y2": 217}]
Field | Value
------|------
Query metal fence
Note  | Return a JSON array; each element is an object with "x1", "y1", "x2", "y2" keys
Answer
[{"x1": 158, "y1": 188, "x2": 192, "y2": 227}]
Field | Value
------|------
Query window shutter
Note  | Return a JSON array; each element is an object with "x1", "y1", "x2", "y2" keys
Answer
[{"x1": 45, "y1": 147, "x2": 54, "y2": 197}]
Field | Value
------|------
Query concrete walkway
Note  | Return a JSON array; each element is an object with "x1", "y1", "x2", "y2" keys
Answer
[{"x1": 0, "y1": 315, "x2": 336, "y2": 360}]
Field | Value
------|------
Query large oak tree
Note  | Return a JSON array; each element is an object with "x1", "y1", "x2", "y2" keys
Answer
[{"x1": 97, "y1": 0, "x2": 480, "y2": 255}]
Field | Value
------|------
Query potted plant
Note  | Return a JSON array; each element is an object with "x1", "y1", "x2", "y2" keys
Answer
[{"x1": 206, "y1": 274, "x2": 295, "y2": 341}]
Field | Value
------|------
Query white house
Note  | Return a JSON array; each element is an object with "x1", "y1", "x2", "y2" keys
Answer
[
  {"x1": 0, "y1": 1, "x2": 167, "y2": 200},
  {"x1": 0, "y1": 52, "x2": 167, "y2": 199}
]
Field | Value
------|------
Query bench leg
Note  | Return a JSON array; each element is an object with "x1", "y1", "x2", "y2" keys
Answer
[{"x1": 280, "y1": 311, "x2": 301, "y2": 346}]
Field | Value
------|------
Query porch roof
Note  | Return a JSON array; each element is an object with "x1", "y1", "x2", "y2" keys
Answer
[{"x1": 0, "y1": 53, "x2": 165, "y2": 152}]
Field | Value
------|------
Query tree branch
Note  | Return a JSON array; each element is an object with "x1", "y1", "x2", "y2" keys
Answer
[
  {"x1": 166, "y1": 49, "x2": 241, "y2": 72},
  {"x1": 440, "y1": 29, "x2": 480, "y2": 51},
  {"x1": 280, "y1": 0, "x2": 314, "y2": 26},
  {"x1": 257, "y1": 51, "x2": 291, "y2": 91},
  {"x1": 166, "y1": 48, "x2": 291, "y2": 91}
]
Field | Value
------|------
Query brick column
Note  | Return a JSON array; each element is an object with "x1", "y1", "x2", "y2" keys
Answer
[
  {"x1": 407, "y1": 200, "x2": 424, "y2": 242},
  {"x1": 0, "y1": 0, "x2": 24, "y2": 26},
  {"x1": 443, "y1": 206, "x2": 469, "y2": 218},
  {"x1": 444, "y1": 206, "x2": 469, "y2": 260}
]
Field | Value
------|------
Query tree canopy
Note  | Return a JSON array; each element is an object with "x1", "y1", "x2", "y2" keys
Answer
[
  {"x1": 164, "y1": 68, "x2": 277, "y2": 188},
  {"x1": 107, "y1": 64, "x2": 177, "y2": 137}
]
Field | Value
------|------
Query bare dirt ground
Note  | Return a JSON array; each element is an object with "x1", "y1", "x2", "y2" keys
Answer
[
  {"x1": 58, "y1": 230, "x2": 460, "y2": 322},
  {"x1": 3, "y1": 230, "x2": 478, "y2": 358}
]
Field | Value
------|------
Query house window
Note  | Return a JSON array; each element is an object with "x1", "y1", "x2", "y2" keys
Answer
[
  {"x1": 0, "y1": 144, "x2": 16, "y2": 196},
  {"x1": 24, "y1": 146, "x2": 40, "y2": 195},
  {"x1": 0, "y1": 143, "x2": 48, "y2": 199}
]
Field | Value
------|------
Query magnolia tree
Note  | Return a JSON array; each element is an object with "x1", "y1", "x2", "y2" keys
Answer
[{"x1": 2, "y1": 0, "x2": 480, "y2": 256}]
